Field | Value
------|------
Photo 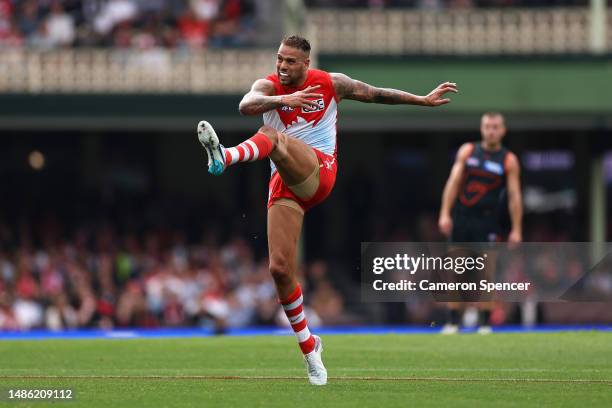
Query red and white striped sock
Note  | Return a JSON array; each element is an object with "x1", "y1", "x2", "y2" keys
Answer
[
  {"x1": 281, "y1": 284, "x2": 316, "y2": 355},
  {"x1": 224, "y1": 132, "x2": 274, "y2": 167}
]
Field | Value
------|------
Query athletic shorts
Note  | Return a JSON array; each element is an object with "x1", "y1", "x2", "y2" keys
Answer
[
  {"x1": 450, "y1": 211, "x2": 501, "y2": 243},
  {"x1": 267, "y1": 148, "x2": 337, "y2": 212}
]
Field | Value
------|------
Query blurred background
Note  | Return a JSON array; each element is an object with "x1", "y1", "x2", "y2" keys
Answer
[{"x1": 0, "y1": 0, "x2": 611, "y2": 332}]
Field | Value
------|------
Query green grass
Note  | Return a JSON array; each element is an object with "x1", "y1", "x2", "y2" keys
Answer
[{"x1": 0, "y1": 332, "x2": 610, "y2": 407}]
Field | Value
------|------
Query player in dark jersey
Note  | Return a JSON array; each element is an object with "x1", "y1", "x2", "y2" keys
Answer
[{"x1": 438, "y1": 112, "x2": 522, "y2": 334}]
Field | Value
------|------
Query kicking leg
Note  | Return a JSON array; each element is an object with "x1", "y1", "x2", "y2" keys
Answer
[
  {"x1": 265, "y1": 128, "x2": 320, "y2": 199},
  {"x1": 197, "y1": 121, "x2": 275, "y2": 175},
  {"x1": 197, "y1": 121, "x2": 321, "y2": 202}
]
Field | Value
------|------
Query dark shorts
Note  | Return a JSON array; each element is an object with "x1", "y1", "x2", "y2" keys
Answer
[{"x1": 450, "y1": 212, "x2": 501, "y2": 243}]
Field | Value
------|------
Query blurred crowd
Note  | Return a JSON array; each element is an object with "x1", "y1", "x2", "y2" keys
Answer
[
  {"x1": 0, "y1": 0, "x2": 259, "y2": 49},
  {"x1": 1, "y1": 212, "x2": 602, "y2": 331},
  {"x1": 2, "y1": 208, "x2": 611, "y2": 331},
  {"x1": 0, "y1": 0, "x2": 590, "y2": 50},
  {"x1": 0, "y1": 222, "x2": 348, "y2": 331}
]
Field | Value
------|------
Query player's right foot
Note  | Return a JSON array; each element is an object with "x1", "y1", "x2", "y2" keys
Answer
[
  {"x1": 304, "y1": 335, "x2": 327, "y2": 385},
  {"x1": 197, "y1": 120, "x2": 226, "y2": 176}
]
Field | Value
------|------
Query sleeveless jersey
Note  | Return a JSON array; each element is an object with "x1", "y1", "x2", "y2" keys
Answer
[
  {"x1": 264, "y1": 69, "x2": 339, "y2": 174},
  {"x1": 455, "y1": 142, "x2": 510, "y2": 214}
]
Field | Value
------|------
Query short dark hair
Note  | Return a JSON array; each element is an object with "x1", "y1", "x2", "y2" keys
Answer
[
  {"x1": 281, "y1": 35, "x2": 311, "y2": 53},
  {"x1": 482, "y1": 111, "x2": 505, "y2": 123}
]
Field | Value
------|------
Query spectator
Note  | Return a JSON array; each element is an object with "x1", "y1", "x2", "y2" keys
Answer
[
  {"x1": 190, "y1": 0, "x2": 219, "y2": 21},
  {"x1": 17, "y1": 0, "x2": 40, "y2": 38},
  {"x1": 209, "y1": 0, "x2": 241, "y2": 47},
  {"x1": 45, "y1": 1, "x2": 76, "y2": 46},
  {"x1": 0, "y1": 0, "x2": 12, "y2": 34},
  {"x1": 46, "y1": 294, "x2": 78, "y2": 330},
  {"x1": 93, "y1": 0, "x2": 137, "y2": 37},
  {"x1": 178, "y1": 7, "x2": 209, "y2": 48},
  {"x1": 0, "y1": 1, "x2": 23, "y2": 48}
]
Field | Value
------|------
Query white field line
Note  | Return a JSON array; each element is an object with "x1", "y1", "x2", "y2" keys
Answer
[{"x1": 0, "y1": 375, "x2": 610, "y2": 384}]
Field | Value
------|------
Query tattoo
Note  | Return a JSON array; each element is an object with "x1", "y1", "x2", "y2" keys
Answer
[
  {"x1": 331, "y1": 73, "x2": 423, "y2": 105},
  {"x1": 242, "y1": 95, "x2": 280, "y2": 114},
  {"x1": 239, "y1": 79, "x2": 280, "y2": 115}
]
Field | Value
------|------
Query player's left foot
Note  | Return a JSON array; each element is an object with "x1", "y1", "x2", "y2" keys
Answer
[
  {"x1": 440, "y1": 323, "x2": 459, "y2": 335},
  {"x1": 304, "y1": 335, "x2": 327, "y2": 386},
  {"x1": 197, "y1": 120, "x2": 226, "y2": 176}
]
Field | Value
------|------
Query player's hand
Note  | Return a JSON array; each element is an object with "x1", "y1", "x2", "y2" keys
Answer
[
  {"x1": 280, "y1": 85, "x2": 324, "y2": 109},
  {"x1": 508, "y1": 229, "x2": 522, "y2": 244},
  {"x1": 422, "y1": 82, "x2": 458, "y2": 107},
  {"x1": 438, "y1": 214, "x2": 453, "y2": 237}
]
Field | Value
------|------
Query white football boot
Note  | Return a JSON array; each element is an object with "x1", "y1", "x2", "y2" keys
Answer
[
  {"x1": 197, "y1": 120, "x2": 226, "y2": 176},
  {"x1": 304, "y1": 335, "x2": 327, "y2": 386},
  {"x1": 440, "y1": 323, "x2": 459, "y2": 335}
]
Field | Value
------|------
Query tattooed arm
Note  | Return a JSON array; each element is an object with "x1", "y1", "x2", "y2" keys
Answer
[
  {"x1": 331, "y1": 72, "x2": 457, "y2": 107},
  {"x1": 239, "y1": 79, "x2": 324, "y2": 116},
  {"x1": 238, "y1": 79, "x2": 280, "y2": 116}
]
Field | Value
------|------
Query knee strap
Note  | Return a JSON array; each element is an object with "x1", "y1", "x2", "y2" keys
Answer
[
  {"x1": 288, "y1": 165, "x2": 320, "y2": 201},
  {"x1": 271, "y1": 198, "x2": 304, "y2": 214}
]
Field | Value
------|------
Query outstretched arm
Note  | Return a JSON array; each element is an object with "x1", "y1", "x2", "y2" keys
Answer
[
  {"x1": 239, "y1": 79, "x2": 325, "y2": 116},
  {"x1": 438, "y1": 143, "x2": 472, "y2": 237},
  {"x1": 331, "y1": 72, "x2": 457, "y2": 107}
]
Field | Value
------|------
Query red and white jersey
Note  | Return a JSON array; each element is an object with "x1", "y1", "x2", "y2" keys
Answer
[{"x1": 264, "y1": 69, "x2": 339, "y2": 174}]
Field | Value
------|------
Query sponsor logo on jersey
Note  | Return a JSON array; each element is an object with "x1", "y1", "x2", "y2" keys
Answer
[
  {"x1": 301, "y1": 98, "x2": 325, "y2": 113},
  {"x1": 466, "y1": 157, "x2": 480, "y2": 167},
  {"x1": 484, "y1": 160, "x2": 503, "y2": 175}
]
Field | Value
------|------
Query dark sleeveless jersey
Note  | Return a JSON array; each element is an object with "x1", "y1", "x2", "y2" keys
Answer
[{"x1": 455, "y1": 142, "x2": 510, "y2": 215}]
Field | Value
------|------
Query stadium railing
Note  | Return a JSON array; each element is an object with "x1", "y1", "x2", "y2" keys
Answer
[
  {"x1": 0, "y1": 49, "x2": 275, "y2": 94},
  {"x1": 308, "y1": 7, "x2": 608, "y2": 55}
]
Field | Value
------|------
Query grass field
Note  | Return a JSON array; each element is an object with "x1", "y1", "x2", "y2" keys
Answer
[{"x1": 0, "y1": 332, "x2": 610, "y2": 407}]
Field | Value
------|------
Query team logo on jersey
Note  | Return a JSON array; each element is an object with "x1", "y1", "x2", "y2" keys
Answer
[
  {"x1": 301, "y1": 98, "x2": 325, "y2": 113},
  {"x1": 466, "y1": 157, "x2": 480, "y2": 167},
  {"x1": 484, "y1": 160, "x2": 503, "y2": 175},
  {"x1": 281, "y1": 105, "x2": 294, "y2": 112},
  {"x1": 320, "y1": 156, "x2": 335, "y2": 170}
]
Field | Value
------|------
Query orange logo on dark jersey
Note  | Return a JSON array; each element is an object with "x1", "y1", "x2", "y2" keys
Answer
[{"x1": 459, "y1": 169, "x2": 502, "y2": 207}]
